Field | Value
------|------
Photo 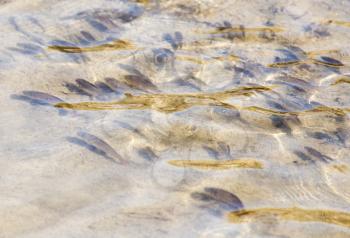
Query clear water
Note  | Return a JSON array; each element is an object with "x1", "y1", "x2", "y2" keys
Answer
[{"x1": 1, "y1": 0, "x2": 350, "y2": 237}]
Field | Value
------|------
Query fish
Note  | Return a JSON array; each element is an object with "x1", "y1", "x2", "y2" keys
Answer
[
  {"x1": 64, "y1": 82, "x2": 93, "y2": 97},
  {"x1": 12, "y1": 91, "x2": 64, "y2": 106},
  {"x1": 94, "y1": 81, "x2": 116, "y2": 94},
  {"x1": 304, "y1": 146, "x2": 333, "y2": 163},
  {"x1": 86, "y1": 19, "x2": 109, "y2": 32},
  {"x1": 294, "y1": 151, "x2": 314, "y2": 163},
  {"x1": 270, "y1": 115, "x2": 292, "y2": 135},
  {"x1": 75, "y1": 78, "x2": 101, "y2": 94},
  {"x1": 138, "y1": 147, "x2": 158, "y2": 161},
  {"x1": 192, "y1": 187, "x2": 244, "y2": 211},
  {"x1": 80, "y1": 31, "x2": 96, "y2": 42},
  {"x1": 307, "y1": 131, "x2": 333, "y2": 141},
  {"x1": 118, "y1": 6, "x2": 144, "y2": 23},
  {"x1": 124, "y1": 75, "x2": 158, "y2": 92},
  {"x1": 174, "y1": 31, "x2": 183, "y2": 49},
  {"x1": 9, "y1": 43, "x2": 43, "y2": 55},
  {"x1": 163, "y1": 32, "x2": 183, "y2": 50},
  {"x1": 68, "y1": 132, "x2": 124, "y2": 163},
  {"x1": 312, "y1": 56, "x2": 344, "y2": 67},
  {"x1": 67, "y1": 136, "x2": 115, "y2": 162},
  {"x1": 119, "y1": 64, "x2": 158, "y2": 91}
]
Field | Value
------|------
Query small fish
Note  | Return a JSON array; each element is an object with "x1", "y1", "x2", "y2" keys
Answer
[
  {"x1": 308, "y1": 131, "x2": 333, "y2": 141},
  {"x1": 138, "y1": 147, "x2": 158, "y2": 161},
  {"x1": 268, "y1": 80, "x2": 307, "y2": 93},
  {"x1": 118, "y1": 6, "x2": 144, "y2": 23},
  {"x1": 22, "y1": 91, "x2": 63, "y2": 103},
  {"x1": 204, "y1": 187, "x2": 244, "y2": 210},
  {"x1": 312, "y1": 56, "x2": 344, "y2": 67},
  {"x1": 115, "y1": 120, "x2": 144, "y2": 137},
  {"x1": 12, "y1": 91, "x2": 63, "y2": 106},
  {"x1": 86, "y1": 19, "x2": 109, "y2": 32},
  {"x1": 95, "y1": 81, "x2": 116, "y2": 94},
  {"x1": 64, "y1": 82, "x2": 93, "y2": 97},
  {"x1": 192, "y1": 187, "x2": 244, "y2": 211},
  {"x1": 49, "y1": 39, "x2": 77, "y2": 47},
  {"x1": 267, "y1": 100, "x2": 287, "y2": 111},
  {"x1": 163, "y1": 32, "x2": 183, "y2": 50},
  {"x1": 294, "y1": 151, "x2": 313, "y2": 163},
  {"x1": 9, "y1": 43, "x2": 43, "y2": 55},
  {"x1": 308, "y1": 132, "x2": 332, "y2": 141},
  {"x1": 174, "y1": 31, "x2": 183, "y2": 49},
  {"x1": 12, "y1": 91, "x2": 68, "y2": 116},
  {"x1": 104, "y1": 77, "x2": 128, "y2": 91},
  {"x1": 191, "y1": 192, "x2": 213, "y2": 202},
  {"x1": 71, "y1": 132, "x2": 124, "y2": 163},
  {"x1": 304, "y1": 146, "x2": 333, "y2": 163},
  {"x1": 163, "y1": 33, "x2": 176, "y2": 49},
  {"x1": 270, "y1": 115, "x2": 292, "y2": 135},
  {"x1": 124, "y1": 75, "x2": 158, "y2": 91},
  {"x1": 67, "y1": 136, "x2": 113, "y2": 161},
  {"x1": 75, "y1": 78, "x2": 101, "y2": 96},
  {"x1": 80, "y1": 31, "x2": 96, "y2": 42},
  {"x1": 233, "y1": 66, "x2": 255, "y2": 78},
  {"x1": 119, "y1": 65, "x2": 157, "y2": 91}
]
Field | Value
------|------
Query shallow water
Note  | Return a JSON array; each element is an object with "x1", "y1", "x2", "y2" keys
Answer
[{"x1": 1, "y1": 0, "x2": 350, "y2": 237}]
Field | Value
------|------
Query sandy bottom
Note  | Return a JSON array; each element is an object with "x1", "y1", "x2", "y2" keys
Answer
[{"x1": 0, "y1": 0, "x2": 350, "y2": 237}]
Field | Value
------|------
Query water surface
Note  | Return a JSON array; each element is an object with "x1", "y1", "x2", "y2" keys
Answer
[{"x1": 1, "y1": 0, "x2": 350, "y2": 237}]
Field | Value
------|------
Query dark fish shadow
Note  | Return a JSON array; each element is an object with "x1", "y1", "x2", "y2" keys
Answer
[
  {"x1": 63, "y1": 78, "x2": 120, "y2": 100},
  {"x1": 119, "y1": 64, "x2": 158, "y2": 92},
  {"x1": 11, "y1": 91, "x2": 67, "y2": 115},
  {"x1": 118, "y1": 5, "x2": 144, "y2": 23},
  {"x1": 86, "y1": 19, "x2": 109, "y2": 32},
  {"x1": 66, "y1": 132, "x2": 124, "y2": 164},
  {"x1": 67, "y1": 136, "x2": 116, "y2": 162},
  {"x1": 8, "y1": 43, "x2": 43, "y2": 56},
  {"x1": 163, "y1": 31, "x2": 183, "y2": 50},
  {"x1": 270, "y1": 115, "x2": 292, "y2": 135},
  {"x1": 137, "y1": 147, "x2": 158, "y2": 162},
  {"x1": 293, "y1": 150, "x2": 314, "y2": 163},
  {"x1": 304, "y1": 146, "x2": 333, "y2": 163},
  {"x1": 191, "y1": 187, "x2": 244, "y2": 216}
]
